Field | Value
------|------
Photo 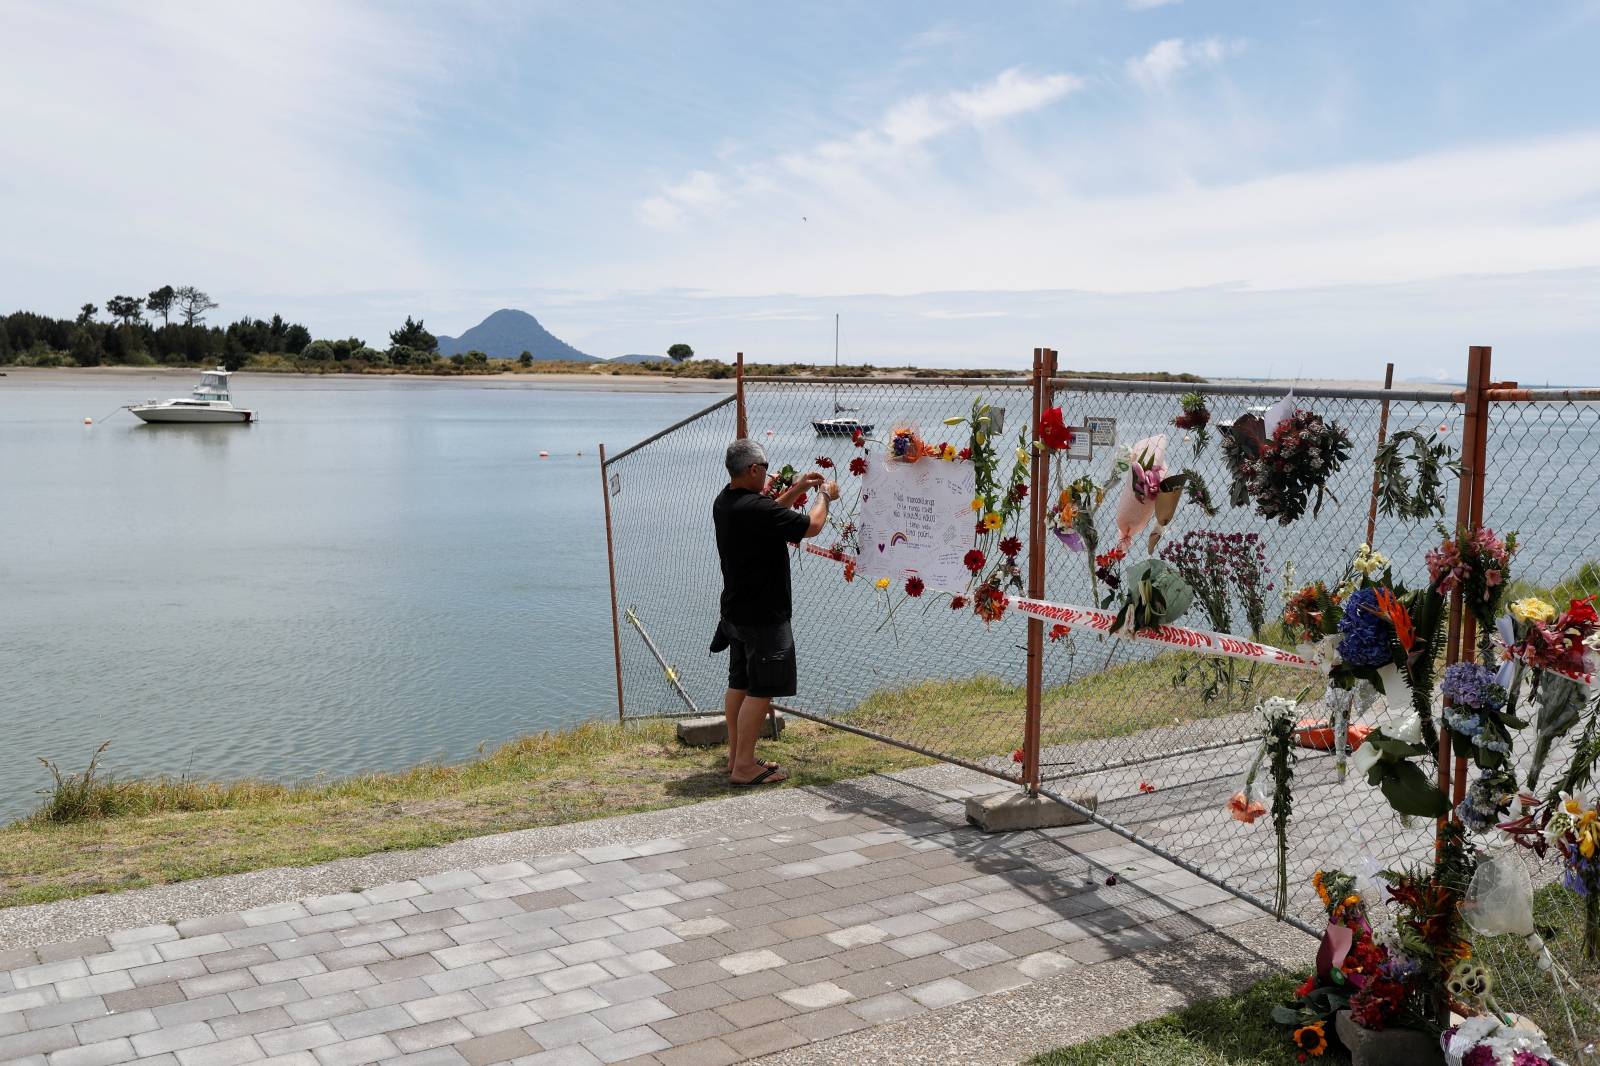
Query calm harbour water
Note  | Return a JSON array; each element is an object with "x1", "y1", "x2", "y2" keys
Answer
[{"x1": 0, "y1": 372, "x2": 720, "y2": 821}]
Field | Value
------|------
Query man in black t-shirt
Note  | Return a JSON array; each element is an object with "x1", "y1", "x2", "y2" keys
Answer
[{"x1": 712, "y1": 438, "x2": 837, "y2": 787}]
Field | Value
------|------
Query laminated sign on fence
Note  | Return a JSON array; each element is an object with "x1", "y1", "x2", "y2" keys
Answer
[{"x1": 856, "y1": 457, "x2": 975, "y2": 594}]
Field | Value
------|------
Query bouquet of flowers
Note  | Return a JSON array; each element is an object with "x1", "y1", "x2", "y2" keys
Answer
[
  {"x1": 1108, "y1": 558, "x2": 1193, "y2": 635},
  {"x1": 1548, "y1": 790, "x2": 1600, "y2": 959},
  {"x1": 1500, "y1": 594, "x2": 1599, "y2": 681},
  {"x1": 1220, "y1": 405, "x2": 1353, "y2": 525},
  {"x1": 1274, "y1": 869, "x2": 1426, "y2": 1055},
  {"x1": 1427, "y1": 526, "x2": 1516, "y2": 635},
  {"x1": 1172, "y1": 391, "x2": 1212, "y2": 454},
  {"x1": 1439, "y1": 662, "x2": 1522, "y2": 776},
  {"x1": 1282, "y1": 581, "x2": 1343, "y2": 646},
  {"x1": 887, "y1": 425, "x2": 942, "y2": 463}
]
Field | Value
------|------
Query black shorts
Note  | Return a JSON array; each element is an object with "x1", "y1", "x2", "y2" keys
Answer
[{"x1": 719, "y1": 620, "x2": 798, "y2": 698}]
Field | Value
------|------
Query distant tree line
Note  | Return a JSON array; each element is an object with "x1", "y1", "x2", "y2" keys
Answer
[
  {"x1": 0, "y1": 286, "x2": 316, "y2": 371},
  {"x1": 1, "y1": 292, "x2": 474, "y2": 374},
  {"x1": 2, "y1": 293, "x2": 719, "y2": 378}
]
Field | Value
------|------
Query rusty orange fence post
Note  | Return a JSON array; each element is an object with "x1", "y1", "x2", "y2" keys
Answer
[
  {"x1": 735, "y1": 352, "x2": 748, "y2": 440},
  {"x1": 1438, "y1": 346, "x2": 1492, "y2": 827},
  {"x1": 1365, "y1": 362, "x2": 1396, "y2": 547},
  {"x1": 599, "y1": 443, "x2": 627, "y2": 723},
  {"x1": 1021, "y1": 346, "x2": 1056, "y2": 792}
]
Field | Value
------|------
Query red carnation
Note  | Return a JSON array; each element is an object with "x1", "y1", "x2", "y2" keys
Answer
[
  {"x1": 963, "y1": 549, "x2": 986, "y2": 573},
  {"x1": 999, "y1": 536, "x2": 1022, "y2": 559},
  {"x1": 1049, "y1": 624, "x2": 1068, "y2": 642},
  {"x1": 852, "y1": 429, "x2": 864, "y2": 447},
  {"x1": 958, "y1": 446, "x2": 972, "y2": 461},
  {"x1": 1012, "y1": 748, "x2": 1024, "y2": 763},
  {"x1": 1038, "y1": 406, "x2": 1074, "y2": 451},
  {"x1": 848, "y1": 457, "x2": 867, "y2": 476},
  {"x1": 1009, "y1": 483, "x2": 1028, "y2": 503},
  {"x1": 949, "y1": 595, "x2": 967, "y2": 610},
  {"x1": 904, "y1": 576, "x2": 924, "y2": 597},
  {"x1": 815, "y1": 456, "x2": 834, "y2": 469}
]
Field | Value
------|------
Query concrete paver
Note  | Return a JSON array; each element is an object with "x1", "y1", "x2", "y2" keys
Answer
[{"x1": 3, "y1": 767, "x2": 1313, "y2": 1065}]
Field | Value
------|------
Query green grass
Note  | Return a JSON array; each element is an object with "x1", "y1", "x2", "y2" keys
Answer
[
  {"x1": 2, "y1": 652, "x2": 1276, "y2": 911},
  {"x1": 1029, "y1": 973, "x2": 1346, "y2": 1066}
]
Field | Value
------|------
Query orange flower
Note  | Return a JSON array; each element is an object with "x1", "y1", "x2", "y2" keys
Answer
[
  {"x1": 1227, "y1": 791, "x2": 1267, "y2": 824},
  {"x1": 1374, "y1": 587, "x2": 1415, "y2": 653}
]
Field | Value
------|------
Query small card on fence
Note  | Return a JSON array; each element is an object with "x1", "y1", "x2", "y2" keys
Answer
[
  {"x1": 1086, "y1": 417, "x2": 1116, "y2": 446},
  {"x1": 1064, "y1": 428, "x2": 1092, "y2": 460},
  {"x1": 609, "y1": 472, "x2": 621, "y2": 496}
]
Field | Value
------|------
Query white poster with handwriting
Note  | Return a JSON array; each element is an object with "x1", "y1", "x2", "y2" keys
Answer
[{"x1": 857, "y1": 459, "x2": 976, "y2": 594}]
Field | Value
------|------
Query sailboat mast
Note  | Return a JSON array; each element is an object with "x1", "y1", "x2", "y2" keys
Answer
[{"x1": 834, "y1": 314, "x2": 842, "y2": 413}]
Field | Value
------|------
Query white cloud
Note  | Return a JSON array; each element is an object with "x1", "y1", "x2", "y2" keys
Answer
[
  {"x1": 636, "y1": 67, "x2": 1082, "y2": 229},
  {"x1": 0, "y1": 1, "x2": 447, "y2": 316},
  {"x1": 1127, "y1": 36, "x2": 1247, "y2": 90}
]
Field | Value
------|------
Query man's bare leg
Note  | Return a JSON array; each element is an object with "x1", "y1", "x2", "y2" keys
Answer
[
  {"x1": 724, "y1": 688, "x2": 745, "y2": 775},
  {"x1": 731, "y1": 695, "x2": 786, "y2": 783}
]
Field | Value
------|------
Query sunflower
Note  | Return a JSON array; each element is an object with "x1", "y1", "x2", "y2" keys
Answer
[{"x1": 1291, "y1": 1020, "x2": 1327, "y2": 1057}]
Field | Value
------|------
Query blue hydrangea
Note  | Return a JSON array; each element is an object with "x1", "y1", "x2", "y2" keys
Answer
[
  {"x1": 1440, "y1": 662, "x2": 1506, "y2": 710},
  {"x1": 1336, "y1": 587, "x2": 1393, "y2": 667},
  {"x1": 1456, "y1": 774, "x2": 1504, "y2": 833},
  {"x1": 1443, "y1": 708, "x2": 1483, "y2": 737}
]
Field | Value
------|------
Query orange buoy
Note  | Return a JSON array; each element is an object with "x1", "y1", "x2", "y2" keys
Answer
[
  {"x1": 83, "y1": 417, "x2": 93, "y2": 424},
  {"x1": 538, "y1": 450, "x2": 549, "y2": 458}
]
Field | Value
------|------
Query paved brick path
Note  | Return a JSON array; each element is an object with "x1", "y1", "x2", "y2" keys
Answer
[{"x1": 0, "y1": 777, "x2": 1268, "y2": 1066}]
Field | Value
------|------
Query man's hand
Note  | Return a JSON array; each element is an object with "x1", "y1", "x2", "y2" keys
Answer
[
  {"x1": 797, "y1": 471, "x2": 827, "y2": 491},
  {"x1": 824, "y1": 480, "x2": 840, "y2": 501}
]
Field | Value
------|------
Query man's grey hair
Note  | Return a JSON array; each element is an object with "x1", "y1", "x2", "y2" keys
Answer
[{"x1": 725, "y1": 438, "x2": 767, "y2": 477}]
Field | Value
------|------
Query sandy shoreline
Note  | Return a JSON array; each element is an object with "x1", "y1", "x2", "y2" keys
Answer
[
  {"x1": 0, "y1": 365, "x2": 736, "y2": 394},
  {"x1": 1, "y1": 365, "x2": 1431, "y2": 394}
]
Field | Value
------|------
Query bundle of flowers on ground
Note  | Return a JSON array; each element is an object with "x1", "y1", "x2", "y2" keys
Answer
[
  {"x1": 1441, "y1": 1014, "x2": 1559, "y2": 1066},
  {"x1": 1274, "y1": 868, "x2": 1431, "y2": 1058}
]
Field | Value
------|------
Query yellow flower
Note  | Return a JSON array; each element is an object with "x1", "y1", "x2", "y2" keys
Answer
[
  {"x1": 975, "y1": 431, "x2": 987, "y2": 446},
  {"x1": 1351, "y1": 544, "x2": 1388, "y2": 577},
  {"x1": 971, "y1": 497, "x2": 984, "y2": 512},
  {"x1": 943, "y1": 415, "x2": 965, "y2": 426},
  {"x1": 1016, "y1": 447, "x2": 1030, "y2": 464},
  {"x1": 874, "y1": 577, "x2": 890, "y2": 590},
  {"x1": 983, "y1": 512, "x2": 1003, "y2": 531},
  {"x1": 1511, "y1": 597, "x2": 1557, "y2": 624},
  {"x1": 941, "y1": 444, "x2": 957, "y2": 461}
]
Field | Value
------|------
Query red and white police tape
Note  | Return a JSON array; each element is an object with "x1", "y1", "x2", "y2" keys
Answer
[{"x1": 802, "y1": 543, "x2": 1318, "y2": 671}]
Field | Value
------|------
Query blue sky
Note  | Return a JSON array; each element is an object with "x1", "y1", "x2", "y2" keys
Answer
[{"x1": 4, "y1": 0, "x2": 1600, "y2": 380}]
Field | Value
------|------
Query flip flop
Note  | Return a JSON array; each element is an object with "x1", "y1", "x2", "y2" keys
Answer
[
  {"x1": 731, "y1": 765, "x2": 787, "y2": 788},
  {"x1": 727, "y1": 760, "x2": 779, "y2": 777}
]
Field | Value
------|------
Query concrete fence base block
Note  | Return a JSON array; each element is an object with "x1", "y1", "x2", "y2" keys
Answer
[
  {"x1": 965, "y1": 790, "x2": 1097, "y2": 832},
  {"x1": 675, "y1": 713, "x2": 785, "y2": 747}
]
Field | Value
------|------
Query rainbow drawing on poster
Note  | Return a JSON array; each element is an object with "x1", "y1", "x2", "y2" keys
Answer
[{"x1": 889, "y1": 532, "x2": 910, "y2": 547}]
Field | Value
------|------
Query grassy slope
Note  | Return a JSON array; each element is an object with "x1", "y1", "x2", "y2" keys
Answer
[{"x1": 1, "y1": 655, "x2": 1305, "y2": 910}]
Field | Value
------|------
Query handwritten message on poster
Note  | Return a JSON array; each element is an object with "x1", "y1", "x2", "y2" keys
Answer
[{"x1": 857, "y1": 459, "x2": 976, "y2": 594}]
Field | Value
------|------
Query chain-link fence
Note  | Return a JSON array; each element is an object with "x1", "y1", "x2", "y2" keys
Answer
[
  {"x1": 597, "y1": 363, "x2": 1600, "y2": 961},
  {"x1": 1032, "y1": 379, "x2": 1463, "y2": 926}
]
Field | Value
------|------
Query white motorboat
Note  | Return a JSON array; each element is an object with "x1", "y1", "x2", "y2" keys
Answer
[{"x1": 129, "y1": 368, "x2": 254, "y2": 424}]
